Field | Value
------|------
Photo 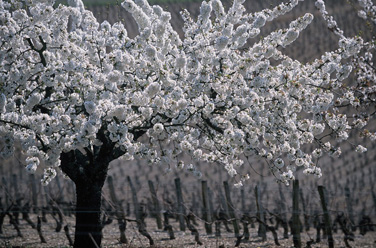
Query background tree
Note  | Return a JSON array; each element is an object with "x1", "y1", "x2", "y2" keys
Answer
[{"x1": 0, "y1": 0, "x2": 374, "y2": 247}]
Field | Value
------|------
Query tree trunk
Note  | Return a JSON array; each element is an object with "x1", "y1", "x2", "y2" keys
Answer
[
  {"x1": 74, "y1": 181, "x2": 103, "y2": 248},
  {"x1": 60, "y1": 149, "x2": 111, "y2": 248},
  {"x1": 59, "y1": 125, "x2": 132, "y2": 248}
]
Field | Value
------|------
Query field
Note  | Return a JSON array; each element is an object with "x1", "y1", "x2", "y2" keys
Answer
[
  {"x1": 1, "y1": 0, "x2": 376, "y2": 247},
  {"x1": 1, "y1": 137, "x2": 375, "y2": 247},
  {"x1": 1, "y1": 214, "x2": 375, "y2": 247}
]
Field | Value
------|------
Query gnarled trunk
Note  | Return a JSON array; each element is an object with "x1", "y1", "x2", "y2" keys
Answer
[
  {"x1": 74, "y1": 180, "x2": 104, "y2": 248},
  {"x1": 59, "y1": 126, "x2": 134, "y2": 247},
  {"x1": 60, "y1": 149, "x2": 111, "y2": 248}
]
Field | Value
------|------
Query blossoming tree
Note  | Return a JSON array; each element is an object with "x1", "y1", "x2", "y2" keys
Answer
[{"x1": 0, "y1": 0, "x2": 375, "y2": 246}]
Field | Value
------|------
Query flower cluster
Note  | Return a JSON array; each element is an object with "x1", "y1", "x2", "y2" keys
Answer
[
  {"x1": 357, "y1": 0, "x2": 376, "y2": 24},
  {"x1": 0, "y1": 0, "x2": 374, "y2": 186}
]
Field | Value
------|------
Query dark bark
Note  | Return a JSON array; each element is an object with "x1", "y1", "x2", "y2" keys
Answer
[
  {"x1": 7, "y1": 212, "x2": 22, "y2": 237},
  {"x1": 73, "y1": 181, "x2": 103, "y2": 248},
  {"x1": 318, "y1": 185, "x2": 334, "y2": 248},
  {"x1": 201, "y1": 181, "x2": 212, "y2": 235},
  {"x1": 60, "y1": 148, "x2": 110, "y2": 248},
  {"x1": 118, "y1": 219, "x2": 128, "y2": 244},
  {"x1": 292, "y1": 180, "x2": 302, "y2": 248},
  {"x1": 0, "y1": 212, "x2": 4, "y2": 234},
  {"x1": 107, "y1": 176, "x2": 127, "y2": 243},
  {"x1": 133, "y1": 203, "x2": 154, "y2": 245},
  {"x1": 41, "y1": 206, "x2": 48, "y2": 223},
  {"x1": 224, "y1": 181, "x2": 240, "y2": 238},
  {"x1": 163, "y1": 210, "x2": 175, "y2": 240},
  {"x1": 37, "y1": 216, "x2": 47, "y2": 243},
  {"x1": 278, "y1": 185, "x2": 289, "y2": 239},
  {"x1": 267, "y1": 225, "x2": 280, "y2": 246},
  {"x1": 255, "y1": 185, "x2": 266, "y2": 241},
  {"x1": 50, "y1": 202, "x2": 63, "y2": 232},
  {"x1": 148, "y1": 180, "x2": 162, "y2": 230},
  {"x1": 175, "y1": 178, "x2": 186, "y2": 231},
  {"x1": 240, "y1": 214, "x2": 250, "y2": 240},
  {"x1": 235, "y1": 234, "x2": 243, "y2": 247},
  {"x1": 22, "y1": 203, "x2": 36, "y2": 229},
  {"x1": 215, "y1": 220, "x2": 221, "y2": 237},
  {"x1": 58, "y1": 125, "x2": 137, "y2": 247},
  {"x1": 185, "y1": 212, "x2": 202, "y2": 245},
  {"x1": 0, "y1": 203, "x2": 13, "y2": 234},
  {"x1": 334, "y1": 213, "x2": 354, "y2": 248},
  {"x1": 64, "y1": 225, "x2": 74, "y2": 246}
]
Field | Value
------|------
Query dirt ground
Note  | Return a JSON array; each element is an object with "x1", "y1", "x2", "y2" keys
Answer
[{"x1": 1, "y1": 214, "x2": 375, "y2": 248}]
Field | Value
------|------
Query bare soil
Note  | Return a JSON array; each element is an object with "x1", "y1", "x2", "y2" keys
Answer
[{"x1": 1, "y1": 214, "x2": 375, "y2": 247}]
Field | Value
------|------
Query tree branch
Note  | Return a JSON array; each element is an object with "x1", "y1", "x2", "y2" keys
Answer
[
  {"x1": 25, "y1": 36, "x2": 47, "y2": 67},
  {"x1": 0, "y1": 119, "x2": 48, "y2": 152}
]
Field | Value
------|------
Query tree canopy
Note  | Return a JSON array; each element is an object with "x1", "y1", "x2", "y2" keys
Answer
[{"x1": 0, "y1": 0, "x2": 375, "y2": 187}]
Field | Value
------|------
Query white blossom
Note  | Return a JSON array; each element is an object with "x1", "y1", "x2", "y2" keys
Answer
[
  {"x1": 215, "y1": 36, "x2": 229, "y2": 50},
  {"x1": 84, "y1": 101, "x2": 96, "y2": 115},
  {"x1": 234, "y1": 181, "x2": 243, "y2": 188},
  {"x1": 358, "y1": 10, "x2": 367, "y2": 19},
  {"x1": 176, "y1": 160, "x2": 184, "y2": 169},
  {"x1": 0, "y1": 0, "x2": 374, "y2": 187},
  {"x1": 283, "y1": 29, "x2": 299, "y2": 47},
  {"x1": 355, "y1": 145, "x2": 367, "y2": 153},
  {"x1": 146, "y1": 82, "x2": 161, "y2": 97},
  {"x1": 153, "y1": 123, "x2": 164, "y2": 134},
  {"x1": 145, "y1": 46, "x2": 156, "y2": 58},
  {"x1": 312, "y1": 148, "x2": 323, "y2": 158},
  {"x1": 26, "y1": 157, "x2": 40, "y2": 173},
  {"x1": 274, "y1": 158, "x2": 285, "y2": 168},
  {"x1": 175, "y1": 56, "x2": 186, "y2": 69}
]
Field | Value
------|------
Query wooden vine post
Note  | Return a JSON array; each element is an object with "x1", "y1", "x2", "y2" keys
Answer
[
  {"x1": 127, "y1": 176, "x2": 141, "y2": 220},
  {"x1": 174, "y1": 178, "x2": 186, "y2": 231},
  {"x1": 201, "y1": 180, "x2": 213, "y2": 234},
  {"x1": 344, "y1": 187, "x2": 355, "y2": 231},
  {"x1": 255, "y1": 184, "x2": 266, "y2": 241},
  {"x1": 299, "y1": 188, "x2": 310, "y2": 231},
  {"x1": 318, "y1": 185, "x2": 334, "y2": 248},
  {"x1": 29, "y1": 174, "x2": 38, "y2": 214},
  {"x1": 223, "y1": 181, "x2": 240, "y2": 238},
  {"x1": 279, "y1": 184, "x2": 289, "y2": 238},
  {"x1": 148, "y1": 180, "x2": 163, "y2": 229}
]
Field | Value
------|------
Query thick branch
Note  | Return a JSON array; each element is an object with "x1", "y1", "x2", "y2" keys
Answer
[
  {"x1": 25, "y1": 36, "x2": 47, "y2": 67},
  {"x1": 60, "y1": 150, "x2": 80, "y2": 182},
  {"x1": 0, "y1": 119, "x2": 47, "y2": 152},
  {"x1": 202, "y1": 115, "x2": 224, "y2": 134}
]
